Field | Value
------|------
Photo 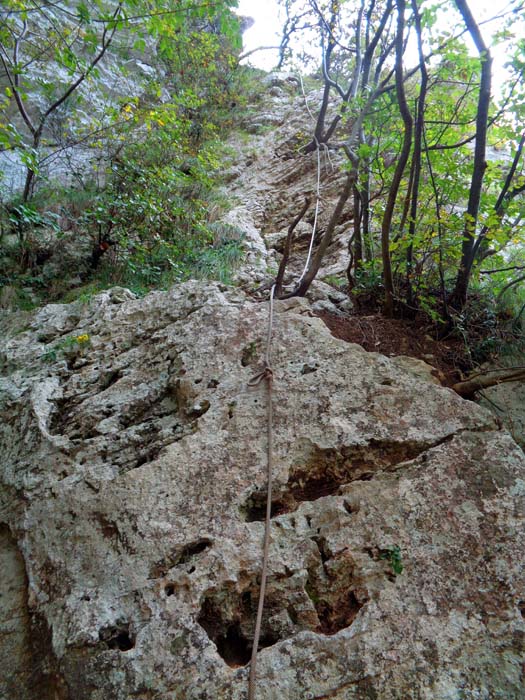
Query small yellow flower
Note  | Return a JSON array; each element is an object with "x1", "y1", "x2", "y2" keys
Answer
[{"x1": 75, "y1": 334, "x2": 90, "y2": 344}]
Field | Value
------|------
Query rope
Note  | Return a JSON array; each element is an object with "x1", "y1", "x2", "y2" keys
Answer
[
  {"x1": 291, "y1": 71, "x2": 325, "y2": 288},
  {"x1": 298, "y1": 71, "x2": 317, "y2": 123},
  {"x1": 296, "y1": 142, "x2": 322, "y2": 287},
  {"x1": 247, "y1": 74, "x2": 326, "y2": 698},
  {"x1": 247, "y1": 284, "x2": 275, "y2": 700}
]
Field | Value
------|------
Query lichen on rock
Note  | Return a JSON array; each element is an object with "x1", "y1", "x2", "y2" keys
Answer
[{"x1": 1, "y1": 281, "x2": 524, "y2": 699}]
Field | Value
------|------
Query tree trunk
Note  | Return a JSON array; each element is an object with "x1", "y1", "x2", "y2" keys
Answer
[
  {"x1": 274, "y1": 197, "x2": 311, "y2": 297},
  {"x1": 381, "y1": 0, "x2": 413, "y2": 317},
  {"x1": 453, "y1": 367, "x2": 525, "y2": 398},
  {"x1": 405, "y1": 0, "x2": 428, "y2": 308},
  {"x1": 450, "y1": 0, "x2": 492, "y2": 309},
  {"x1": 352, "y1": 184, "x2": 363, "y2": 273},
  {"x1": 284, "y1": 172, "x2": 355, "y2": 298}
]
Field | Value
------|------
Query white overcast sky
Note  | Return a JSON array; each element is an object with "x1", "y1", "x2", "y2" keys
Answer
[{"x1": 236, "y1": 0, "x2": 513, "y2": 73}]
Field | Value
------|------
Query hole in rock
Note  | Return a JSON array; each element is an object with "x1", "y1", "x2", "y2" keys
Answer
[
  {"x1": 165, "y1": 584, "x2": 175, "y2": 597},
  {"x1": 100, "y1": 369, "x2": 123, "y2": 390},
  {"x1": 96, "y1": 514, "x2": 119, "y2": 540},
  {"x1": 187, "y1": 400, "x2": 210, "y2": 418},
  {"x1": 178, "y1": 539, "x2": 212, "y2": 564},
  {"x1": 241, "y1": 343, "x2": 258, "y2": 367},
  {"x1": 198, "y1": 588, "x2": 282, "y2": 667},
  {"x1": 242, "y1": 493, "x2": 293, "y2": 522},
  {"x1": 316, "y1": 591, "x2": 364, "y2": 635},
  {"x1": 343, "y1": 500, "x2": 355, "y2": 515},
  {"x1": 98, "y1": 623, "x2": 135, "y2": 652},
  {"x1": 304, "y1": 542, "x2": 369, "y2": 637},
  {"x1": 150, "y1": 538, "x2": 212, "y2": 578},
  {"x1": 305, "y1": 573, "x2": 367, "y2": 637},
  {"x1": 216, "y1": 623, "x2": 252, "y2": 667},
  {"x1": 134, "y1": 445, "x2": 162, "y2": 469},
  {"x1": 242, "y1": 440, "x2": 429, "y2": 519},
  {"x1": 518, "y1": 601, "x2": 525, "y2": 618},
  {"x1": 311, "y1": 535, "x2": 330, "y2": 563},
  {"x1": 358, "y1": 472, "x2": 374, "y2": 481}
]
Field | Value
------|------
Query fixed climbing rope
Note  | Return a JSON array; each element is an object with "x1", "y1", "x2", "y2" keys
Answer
[
  {"x1": 247, "y1": 73, "x2": 328, "y2": 698},
  {"x1": 247, "y1": 284, "x2": 275, "y2": 700}
]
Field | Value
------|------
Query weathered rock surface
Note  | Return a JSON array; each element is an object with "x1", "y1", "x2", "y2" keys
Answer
[
  {"x1": 1, "y1": 281, "x2": 525, "y2": 699},
  {"x1": 223, "y1": 81, "x2": 352, "y2": 288},
  {"x1": 479, "y1": 353, "x2": 525, "y2": 450}
]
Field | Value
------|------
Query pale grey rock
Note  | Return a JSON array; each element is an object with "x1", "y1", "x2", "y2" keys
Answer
[
  {"x1": 262, "y1": 72, "x2": 301, "y2": 89},
  {"x1": 311, "y1": 298, "x2": 343, "y2": 316},
  {"x1": 263, "y1": 230, "x2": 288, "y2": 253},
  {"x1": 389, "y1": 355, "x2": 443, "y2": 385},
  {"x1": 479, "y1": 354, "x2": 525, "y2": 450},
  {"x1": 308, "y1": 280, "x2": 348, "y2": 304},
  {"x1": 308, "y1": 280, "x2": 352, "y2": 316},
  {"x1": 224, "y1": 85, "x2": 350, "y2": 288},
  {"x1": 1, "y1": 281, "x2": 525, "y2": 699},
  {"x1": 220, "y1": 206, "x2": 270, "y2": 287}
]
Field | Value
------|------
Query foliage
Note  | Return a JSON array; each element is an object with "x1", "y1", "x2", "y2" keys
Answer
[
  {"x1": 380, "y1": 546, "x2": 403, "y2": 576},
  {"x1": 41, "y1": 333, "x2": 91, "y2": 363},
  {"x1": 0, "y1": 0, "x2": 246, "y2": 299},
  {"x1": 277, "y1": 0, "x2": 525, "y2": 327}
]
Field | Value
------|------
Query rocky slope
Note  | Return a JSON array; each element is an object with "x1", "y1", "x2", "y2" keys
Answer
[
  {"x1": 1, "y1": 280, "x2": 525, "y2": 699},
  {"x1": 221, "y1": 73, "x2": 353, "y2": 289}
]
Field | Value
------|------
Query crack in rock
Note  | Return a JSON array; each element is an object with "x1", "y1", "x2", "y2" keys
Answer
[{"x1": 243, "y1": 435, "x2": 460, "y2": 521}]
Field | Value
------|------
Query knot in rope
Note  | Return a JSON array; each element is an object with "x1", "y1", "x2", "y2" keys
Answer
[{"x1": 248, "y1": 364, "x2": 274, "y2": 387}]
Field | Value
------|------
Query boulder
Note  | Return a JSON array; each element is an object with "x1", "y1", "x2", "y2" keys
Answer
[{"x1": 1, "y1": 281, "x2": 524, "y2": 699}]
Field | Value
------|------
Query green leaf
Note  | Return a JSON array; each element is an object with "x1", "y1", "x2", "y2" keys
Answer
[{"x1": 77, "y1": 2, "x2": 90, "y2": 23}]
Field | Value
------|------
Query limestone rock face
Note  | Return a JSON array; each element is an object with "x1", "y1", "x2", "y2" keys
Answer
[
  {"x1": 1, "y1": 281, "x2": 525, "y2": 699},
  {"x1": 480, "y1": 355, "x2": 525, "y2": 450}
]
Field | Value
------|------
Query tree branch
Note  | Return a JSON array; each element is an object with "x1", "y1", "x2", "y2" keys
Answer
[{"x1": 453, "y1": 367, "x2": 525, "y2": 397}]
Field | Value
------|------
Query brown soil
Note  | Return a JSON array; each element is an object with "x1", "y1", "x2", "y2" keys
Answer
[{"x1": 317, "y1": 311, "x2": 470, "y2": 386}]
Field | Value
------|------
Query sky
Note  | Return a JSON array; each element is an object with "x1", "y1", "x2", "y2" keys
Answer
[
  {"x1": 235, "y1": 0, "x2": 516, "y2": 74},
  {"x1": 237, "y1": 0, "x2": 283, "y2": 70}
]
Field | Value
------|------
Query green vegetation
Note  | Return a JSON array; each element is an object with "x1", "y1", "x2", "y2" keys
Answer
[
  {"x1": 277, "y1": 0, "x2": 525, "y2": 347},
  {"x1": 380, "y1": 546, "x2": 403, "y2": 576},
  {"x1": 0, "y1": 0, "x2": 247, "y2": 303},
  {"x1": 41, "y1": 333, "x2": 91, "y2": 363},
  {"x1": 1, "y1": 0, "x2": 524, "y2": 375}
]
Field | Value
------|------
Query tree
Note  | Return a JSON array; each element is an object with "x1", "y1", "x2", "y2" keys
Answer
[
  {"x1": 0, "y1": 0, "x2": 242, "y2": 271},
  {"x1": 0, "y1": 0, "x2": 240, "y2": 203},
  {"x1": 449, "y1": 0, "x2": 492, "y2": 309},
  {"x1": 276, "y1": 0, "x2": 525, "y2": 325},
  {"x1": 278, "y1": 0, "x2": 399, "y2": 299}
]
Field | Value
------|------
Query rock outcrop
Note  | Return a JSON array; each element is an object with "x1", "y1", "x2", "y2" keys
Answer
[
  {"x1": 1, "y1": 281, "x2": 525, "y2": 699},
  {"x1": 480, "y1": 352, "x2": 525, "y2": 450},
  {"x1": 222, "y1": 76, "x2": 353, "y2": 288}
]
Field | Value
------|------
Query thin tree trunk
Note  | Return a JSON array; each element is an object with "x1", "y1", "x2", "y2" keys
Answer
[
  {"x1": 353, "y1": 184, "x2": 363, "y2": 272},
  {"x1": 274, "y1": 197, "x2": 311, "y2": 297},
  {"x1": 453, "y1": 367, "x2": 525, "y2": 398},
  {"x1": 284, "y1": 172, "x2": 355, "y2": 298},
  {"x1": 406, "y1": 0, "x2": 428, "y2": 307},
  {"x1": 381, "y1": 0, "x2": 413, "y2": 317},
  {"x1": 450, "y1": 0, "x2": 492, "y2": 308}
]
